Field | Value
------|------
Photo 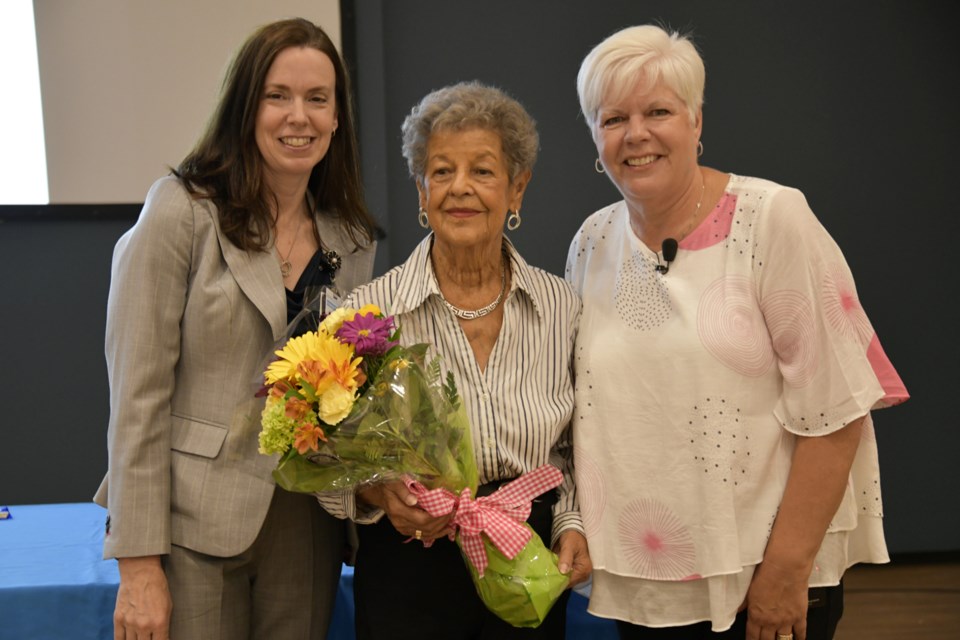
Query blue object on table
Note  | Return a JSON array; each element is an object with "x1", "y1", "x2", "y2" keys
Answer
[{"x1": 0, "y1": 503, "x2": 615, "y2": 639}]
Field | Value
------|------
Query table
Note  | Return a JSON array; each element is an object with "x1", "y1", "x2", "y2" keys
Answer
[
  {"x1": 1, "y1": 503, "x2": 119, "y2": 640},
  {"x1": 0, "y1": 503, "x2": 616, "y2": 639}
]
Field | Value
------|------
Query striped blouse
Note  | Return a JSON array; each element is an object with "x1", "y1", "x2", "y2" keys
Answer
[{"x1": 317, "y1": 235, "x2": 584, "y2": 542}]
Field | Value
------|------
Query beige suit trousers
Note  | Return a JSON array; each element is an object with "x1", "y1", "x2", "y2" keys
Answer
[{"x1": 163, "y1": 488, "x2": 345, "y2": 640}]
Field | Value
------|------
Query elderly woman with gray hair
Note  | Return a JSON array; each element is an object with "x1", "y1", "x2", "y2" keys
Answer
[{"x1": 318, "y1": 81, "x2": 591, "y2": 639}]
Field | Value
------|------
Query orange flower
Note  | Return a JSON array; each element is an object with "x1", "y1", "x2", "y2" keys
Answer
[
  {"x1": 298, "y1": 360, "x2": 334, "y2": 396},
  {"x1": 325, "y1": 355, "x2": 367, "y2": 390},
  {"x1": 269, "y1": 379, "x2": 292, "y2": 401},
  {"x1": 284, "y1": 397, "x2": 312, "y2": 421},
  {"x1": 294, "y1": 422, "x2": 327, "y2": 454},
  {"x1": 297, "y1": 354, "x2": 364, "y2": 396}
]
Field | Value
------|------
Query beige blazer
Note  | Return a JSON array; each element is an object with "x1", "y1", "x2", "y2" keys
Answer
[{"x1": 94, "y1": 176, "x2": 375, "y2": 559}]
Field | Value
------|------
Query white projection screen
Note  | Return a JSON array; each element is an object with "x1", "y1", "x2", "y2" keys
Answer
[{"x1": 3, "y1": 0, "x2": 340, "y2": 205}]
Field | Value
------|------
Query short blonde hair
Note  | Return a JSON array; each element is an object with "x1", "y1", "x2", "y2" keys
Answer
[{"x1": 577, "y1": 25, "x2": 705, "y2": 129}]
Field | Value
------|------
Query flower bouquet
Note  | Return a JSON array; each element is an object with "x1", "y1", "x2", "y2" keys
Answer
[
  {"x1": 256, "y1": 300, "x2": 568, "y2": 627},
  {"x1": 257, "y1": 303, "x2": 476, "y2": 494}
]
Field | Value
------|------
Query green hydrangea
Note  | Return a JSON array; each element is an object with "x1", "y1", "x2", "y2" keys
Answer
[{"x1": 258, "y1": 397, "x2": 298, "y2": 455}]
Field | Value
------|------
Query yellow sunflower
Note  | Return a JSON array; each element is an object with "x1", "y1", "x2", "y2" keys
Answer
[{"x1": 265, "y1": 331, "x2": 346, "y2": 384}]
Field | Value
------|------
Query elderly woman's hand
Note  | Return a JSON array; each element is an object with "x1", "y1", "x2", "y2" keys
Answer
[
  {"x1": 744, "y1": 559, "x2": 810, "y2": 640},
  {"x1": 553, "y1": 530, "x2": 592, "y2": 588},
  {"x1": 358, "y1": 480, "x2": 454, "y2": 542}
]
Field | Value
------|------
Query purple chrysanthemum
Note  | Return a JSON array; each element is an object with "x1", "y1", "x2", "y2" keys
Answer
[{"x1": 336, "y1": 313, "x2": 397, "y2": 356}]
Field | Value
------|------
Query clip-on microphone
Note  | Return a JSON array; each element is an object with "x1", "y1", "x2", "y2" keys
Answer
[{"x1": 655, "y1": 238, "x2": 679, "y2": 274}]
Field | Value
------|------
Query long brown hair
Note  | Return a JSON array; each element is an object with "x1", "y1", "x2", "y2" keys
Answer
[{"x1": 175, "y1": 18, "x2": 376, "y2": 251}]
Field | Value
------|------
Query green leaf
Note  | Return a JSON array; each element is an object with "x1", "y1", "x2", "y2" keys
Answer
[{"x1": 444, "y1": 370, "x2": 461, "y2": 408}]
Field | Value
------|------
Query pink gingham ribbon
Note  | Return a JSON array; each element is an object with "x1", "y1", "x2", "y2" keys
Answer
[{"x1": 403, "y1": 465, "x2": 563, "y2": 577}]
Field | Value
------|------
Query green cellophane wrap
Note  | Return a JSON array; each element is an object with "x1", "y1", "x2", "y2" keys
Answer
[{"x1": 461, "y1": 524, "x2": 569, "y2": 627}]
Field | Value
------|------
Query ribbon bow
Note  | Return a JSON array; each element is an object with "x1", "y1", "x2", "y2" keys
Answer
[{"x1": 404, "y1": 465, "x2": 563, "y2": 577}]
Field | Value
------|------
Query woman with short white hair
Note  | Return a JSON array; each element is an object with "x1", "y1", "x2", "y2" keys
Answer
[{"x1": 567, "y1": 24, "x2": 908, "y2": 640}]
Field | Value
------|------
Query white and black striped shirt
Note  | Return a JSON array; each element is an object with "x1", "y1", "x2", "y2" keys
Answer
[{"x1": 317, "y1": 235, "x2": 583, "y2": 542}]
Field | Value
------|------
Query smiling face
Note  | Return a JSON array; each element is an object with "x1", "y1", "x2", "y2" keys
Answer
[
  {"x1": 418, "y1": 127, "x2": 529, "y2": 254},
  {"x1": 594, "y1": 79, "x2": 702, "y2": 212},
  {"x1": 255, "y1": 46, "x2": 338, "y2": 191}
]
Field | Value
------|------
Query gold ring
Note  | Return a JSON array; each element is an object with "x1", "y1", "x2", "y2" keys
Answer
[
  {"x1": 777, "y1": 634, "x2": 793, "y2": 640},
  {"x1": 414, "y1": 529, "x2": 422, "y2": 540}
]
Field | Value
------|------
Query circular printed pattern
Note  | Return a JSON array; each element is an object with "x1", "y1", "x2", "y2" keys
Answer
[
  {"x1": 698, "y1": 276, "x2": 774, "y2": 376},
  {"x1": 618, "y1": 498, "x2": 696, "y2": 579},
  {"x1": 761, "y1": 289, "x2": 819, "y2": 388},
  {"x1": 572, "y1": 449, "x2": 606, "y2": 538},
  {"x1": 615, "y1": 251, "x2": 672, "y2": 331},
  {"x1": 823, "y1": 261, "x2": 873, "y2": 346}
]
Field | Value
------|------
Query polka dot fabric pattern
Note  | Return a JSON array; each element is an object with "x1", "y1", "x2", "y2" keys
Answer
[
  {"x1": 683, "y1": 396, "x2": 754, "y2": 487},
  {"x1": 615, "y1": 251, "x2": 673, "y2": 330}
]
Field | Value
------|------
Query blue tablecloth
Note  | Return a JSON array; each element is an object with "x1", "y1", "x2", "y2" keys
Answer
[{"x1": 0, "y1": 503, "x2": 616, "y2": 639}]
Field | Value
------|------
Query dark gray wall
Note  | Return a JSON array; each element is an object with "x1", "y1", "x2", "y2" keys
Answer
[
  {"x1": 0, "y1": 217, "x2": 129, "y2": 503},
  {"x1": 1, "y1": 0, "x2": 955, "y2": 556},
  {"x1": 346, "y1": 0, "x2": 958, "y2": 553}
]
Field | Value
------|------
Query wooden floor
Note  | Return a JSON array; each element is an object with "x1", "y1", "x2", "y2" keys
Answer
[{"x1": 835, "y1": 558, "x2": 960, "y2": 639}]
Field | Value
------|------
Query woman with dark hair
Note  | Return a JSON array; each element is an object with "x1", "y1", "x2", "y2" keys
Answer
[{"x1": 94, "y1": 18, "x2": 377, "y2": 640}]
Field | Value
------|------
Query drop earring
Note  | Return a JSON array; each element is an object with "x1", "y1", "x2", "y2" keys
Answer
[{"x1": 507, "y1": 208, "x2": 521, "y2": 231}]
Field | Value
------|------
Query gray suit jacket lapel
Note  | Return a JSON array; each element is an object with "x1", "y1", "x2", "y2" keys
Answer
[
  {"x1": 315, "y1": 213, "x2": 376, "y2": 296},
  {"x1": 215, "y1": 223, "x2": 288, "y2": 341}
]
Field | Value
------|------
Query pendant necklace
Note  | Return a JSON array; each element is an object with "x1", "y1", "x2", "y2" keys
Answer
[
  {"x1": 676, "y1": 173, "x2": 707, "y2": 242},
  {"x1": 278, "y1": 213, "x2": 305, "y2": 278}
]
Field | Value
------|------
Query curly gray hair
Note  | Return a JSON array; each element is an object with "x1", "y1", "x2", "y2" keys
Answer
[{"x1": 401, "y1": 81, "x2": 539, "y2": 182}]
